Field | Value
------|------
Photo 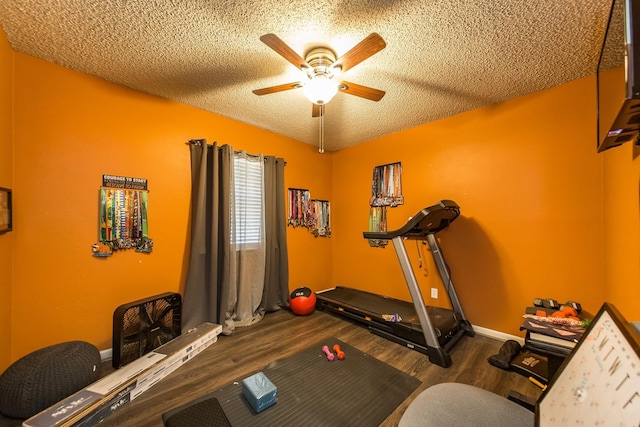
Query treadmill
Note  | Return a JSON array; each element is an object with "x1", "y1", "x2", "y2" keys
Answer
[{"x1": 316, "y1": 200, "x2": 474, "y2": 367}]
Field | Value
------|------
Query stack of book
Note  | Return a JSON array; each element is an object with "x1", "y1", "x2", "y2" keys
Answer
[
  {"x1": 509, "y1": 306, "x2": 588, "y2": 384},
  {"x1": 520, "y1": 311, "x2": 587, "y2": 356},
  {"x1": 526, "y1": 330, "x2": 576, "y2": 355}
]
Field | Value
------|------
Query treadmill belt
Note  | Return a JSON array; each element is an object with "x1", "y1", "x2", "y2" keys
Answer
[
  {"x1": 319, "y1": 286, "x2": 423, "y2": 324},
  {"x1": 316, "y1": 286, "x2": 462, "y2": 349}
]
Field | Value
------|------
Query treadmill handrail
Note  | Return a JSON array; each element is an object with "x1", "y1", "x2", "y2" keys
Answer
[{"x1": 363, "y1": 200, "x2": 460, "y2": 240}]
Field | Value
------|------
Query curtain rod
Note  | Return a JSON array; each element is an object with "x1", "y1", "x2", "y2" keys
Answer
[
  {"x1": 185, "y1": 139, "x2": 286, "y2": 165},
  {"x1": 185, "y1": 139, "x2": 207, "y2": 146}
]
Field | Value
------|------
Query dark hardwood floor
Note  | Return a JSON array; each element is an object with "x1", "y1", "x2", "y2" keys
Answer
[{"x1": 101, "y1": 309, "x2": 542, "y2": 426}]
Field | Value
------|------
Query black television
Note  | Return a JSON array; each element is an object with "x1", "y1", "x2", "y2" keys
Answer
[{"x1": 597, "y1": 0, "x2": 640, "y2": 152}]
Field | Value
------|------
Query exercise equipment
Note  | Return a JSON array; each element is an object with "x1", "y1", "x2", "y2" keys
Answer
[
  {"x1": 533, "y1": 298, "x2": 559, "y2": 310},
  {"x1": 290, "y1": 287, "x2": 316, "y2": 315},
  {"x1": 316, "y1": 200, "x2": 474, "y2": 367},
  {"x1": 322, "y1": 345, "x2": 335, "y2": 361},
  {"x1": 533, "y1": 298, "x2": 583, "y2": 314},
  {"x1": 333, "y1": 344, "x2": 345, "y2": 360}
]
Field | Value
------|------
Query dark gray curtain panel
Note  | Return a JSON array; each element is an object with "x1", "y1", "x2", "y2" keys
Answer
[
  {"x1": 182, "y1": 141, "x2": 289, "y2": 333},
  {"x1": 260, "y1": 156, "x2": 290, "y2": 313},
  {"x1": 182, "y1": 141, "x2": 233, "y2": 331}
]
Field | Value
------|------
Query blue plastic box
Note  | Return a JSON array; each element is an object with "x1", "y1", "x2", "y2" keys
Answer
[{"x1": 241, "y1": 372, "x2": 277, "y2": 413}]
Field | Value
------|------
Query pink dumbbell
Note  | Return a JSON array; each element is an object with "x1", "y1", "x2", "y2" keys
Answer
[{"x1": 322, "y1": 345, "x2": 335, "y2": 361}]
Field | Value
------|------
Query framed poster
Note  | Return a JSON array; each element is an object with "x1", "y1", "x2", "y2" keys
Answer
[{"x1": 0, "y1": 187, "x2": 12, "y2": 234}]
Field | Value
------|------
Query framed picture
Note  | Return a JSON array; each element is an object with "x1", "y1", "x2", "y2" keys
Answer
[{"x1": 0, "y1": 187, "x2": 12, "y2": 234}]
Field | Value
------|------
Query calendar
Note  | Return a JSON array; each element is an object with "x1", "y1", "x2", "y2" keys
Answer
[{"x1": 537, "y1": 303, "x2": 640, "y2": 426}]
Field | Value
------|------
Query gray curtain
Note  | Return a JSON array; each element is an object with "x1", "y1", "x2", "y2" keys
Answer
[
  {"x1": 260, "y1": 156, "x2": 290, "y2": 313},
  {"x1": 182, "y1": 140, "x2": 289, "y2": 333}
]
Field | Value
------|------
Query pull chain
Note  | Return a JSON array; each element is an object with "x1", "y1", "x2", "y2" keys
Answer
[{"x1": 318, "y1": 104, "x2": 325, "y2": 153}]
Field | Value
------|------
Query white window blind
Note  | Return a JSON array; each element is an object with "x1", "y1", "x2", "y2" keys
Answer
[{"x1": 233, "y1": 154, "x2": 263, "y2": 245}]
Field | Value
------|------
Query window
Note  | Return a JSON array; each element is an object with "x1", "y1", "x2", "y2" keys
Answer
[{"x1": 233, "y1": 154, "x2": 264, "y2": 245}]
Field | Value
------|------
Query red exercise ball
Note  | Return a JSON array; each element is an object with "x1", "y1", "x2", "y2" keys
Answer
[{"x1": 290, "y1": 287, "x2": 316, "y2": 315}]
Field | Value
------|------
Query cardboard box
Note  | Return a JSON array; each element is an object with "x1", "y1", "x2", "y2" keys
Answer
[
  {"x1": 74, "y1": 336, "x2": 215, "y2": 427},
  {"x1": 242, "y1": 372, "x2": 277, "y2": 413},
  {"x1": 24, "y1": 322, "x2": 222, "y2": 427}
]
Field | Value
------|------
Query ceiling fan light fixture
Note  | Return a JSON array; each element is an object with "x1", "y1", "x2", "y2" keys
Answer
[
  {"x1": 253, "y1": 33, "x2": 387, "y2": 152},
  {"x1": 303, "y1": 74, "x2": 339, "y2": 105}
]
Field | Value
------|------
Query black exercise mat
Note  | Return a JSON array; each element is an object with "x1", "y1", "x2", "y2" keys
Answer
[
  {"x1": 209, "y1": 338, "x2": 421, "y2": 426},
  {"x1": 162, "y1": 396, "x2": 231, "y2": 427}
]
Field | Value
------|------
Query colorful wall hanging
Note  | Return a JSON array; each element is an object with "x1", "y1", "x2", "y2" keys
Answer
[
  {"x1": 368, "y1": 206, "x2": 387, "y2": 247},
  {"x1": 93, "y1": 175, "x2": 153, "y2": 257},
  {"x1": 368, "y1": 162, "x2": 403, "y2": 247},
  {"x1": 287, "y1": 188, "x2": 311, "y2": 228},
  {"x1": 287, "y1": 188, "x2": 330, "y2": 237},
  {"x1": 309, "y1": 199, "x2": 331, "y2": 237},
  {"x1": 370, "y1": 162, "x2": 404, "y2": 207}
]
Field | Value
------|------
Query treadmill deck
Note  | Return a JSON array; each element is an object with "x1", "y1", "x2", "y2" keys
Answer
[{"x1": 316, "y1": 286, "x2": 461, "y2": 348}]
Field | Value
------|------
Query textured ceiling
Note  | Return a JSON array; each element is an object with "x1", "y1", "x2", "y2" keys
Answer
[{"x1": 0, "y1": 0, "x2": 616, "y2": 152}]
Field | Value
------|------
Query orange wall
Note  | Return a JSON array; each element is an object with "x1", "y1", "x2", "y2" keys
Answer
[
  {"x1": 599, "y1": 65, "x2": 640, "y2": 320},
  {"x1": 332, "y1": 75, "x2": 605, "y2": 337},
  {"x1": 602, "y1": 141, "x2": 640, "y2": 319},
  {"x1": 4, "y1": 33, "x2": 639, "y2": 367},
  {"x1": 0, "y1": 28, "x2": 13, "y2": 371},
  {"x1": 10, "y1": 52, "x2": 332, "y2": 360}
]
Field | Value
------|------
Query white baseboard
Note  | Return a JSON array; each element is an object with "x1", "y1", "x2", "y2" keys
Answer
[
  {"x1": 472, "y1": 324, "x2": 524, "y2": 346},
  {"x1": 100, "y1": 348, "x2": 112, "y2": 362}
]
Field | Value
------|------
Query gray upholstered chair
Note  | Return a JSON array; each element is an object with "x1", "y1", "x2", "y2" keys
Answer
[
  {"x1": 400, "y1": 320, "x2": 640, "y2": 426},
  {"x1": 399, "y1": 383, "x2": 534, "y2": 427}
]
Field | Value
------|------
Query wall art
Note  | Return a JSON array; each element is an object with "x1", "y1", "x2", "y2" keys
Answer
[
  {"x1": 0, "y1": 187, "x2": 11, "y2": 234},
  {"x1": 93, "y1": 175, "x2": 153, "y2": 257},
  {"x1": 287, "y1": 188, "x2": 311, "y2": 228},
  {"x1": 287, "y1": 188, "x2": 330, "y2": 237}
]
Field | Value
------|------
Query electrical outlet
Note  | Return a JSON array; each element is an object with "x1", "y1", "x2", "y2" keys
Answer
[{"x1": 430, "y1": 288, "x2": 438, "y2": 299}]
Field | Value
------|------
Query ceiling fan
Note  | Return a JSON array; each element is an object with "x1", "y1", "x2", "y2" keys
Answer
[
  {"x1": 253, "y1": 33, "x2": 386, "y2": 153},
  {"x1": 252, "y1": 33, "x2": 387, "y2": 119}
]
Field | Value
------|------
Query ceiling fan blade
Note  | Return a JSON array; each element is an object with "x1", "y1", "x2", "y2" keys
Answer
[
  {"x1": 312, "y1": 103, "x2": 324, "y2": 117},
  {"x1": 252, "y1": 82, "x2": 302, "y2": 96},
  {"x1": 260, "y1": 34, "x2": 311, "y2": 71},
  {"x1": 332, "y1": 33, "x2": 386, "y2": 73},
  {"x1": 339, "y1": 81, "x2": 385, "y2": 101}
]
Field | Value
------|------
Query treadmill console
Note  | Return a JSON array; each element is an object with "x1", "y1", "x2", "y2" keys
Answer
[{"x1": 363, "y1": 200, "x2": 460, "y2": 240}]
